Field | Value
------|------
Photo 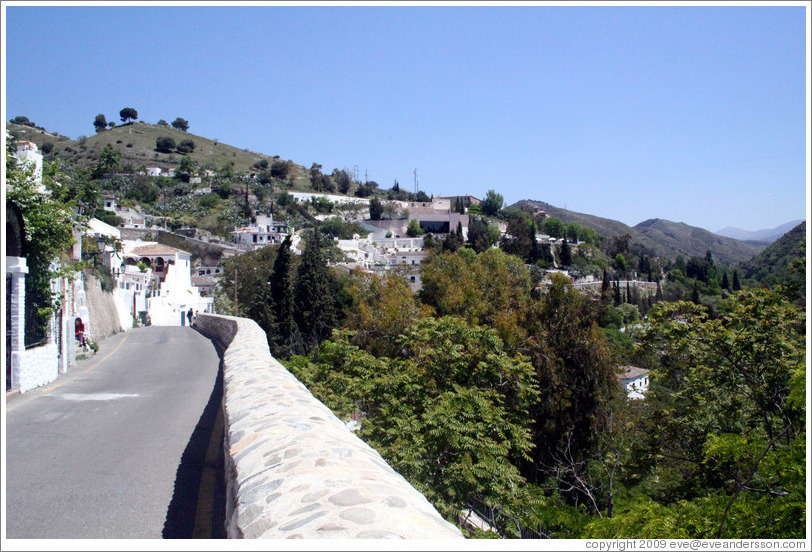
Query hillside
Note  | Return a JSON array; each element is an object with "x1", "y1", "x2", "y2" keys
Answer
[
  {"x1": 511, "y1": 199, "x2": 765, "y2": 265},
  {"x1": 739, "y1": 221, "x2": 806, "y2": 288},
  {"x1": 6, "y1": 121, "x2": 310, "y2": 183},
  {"x1": 634, "y1": 218, "x2": 765, "y2": 265},
  {"x1": 715, "y1": 220, "x2": 804, "y2": 243}
]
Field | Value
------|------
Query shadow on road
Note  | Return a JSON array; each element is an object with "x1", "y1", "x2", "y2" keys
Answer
[{"x1": 162, "y1": 341, "x2": 227, "y2": 539}]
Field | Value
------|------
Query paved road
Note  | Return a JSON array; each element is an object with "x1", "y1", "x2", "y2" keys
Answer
[{"x1": 4, "y1": 326, "x2": 225, "y2": 539}]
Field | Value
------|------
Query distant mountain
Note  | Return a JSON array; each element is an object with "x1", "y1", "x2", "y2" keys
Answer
[
  {"x1": 633, "y1": 218, "x2": 765, "y2": 265},
  {"x1": 511, "y1": 200, "x2": 765, "y2": 265},
  {"x1": 715, "y1": 220, "x2": 804, "y2": 244},
  {"x1": 739, "y1": 221, "x2": 806, "y2": 288}
]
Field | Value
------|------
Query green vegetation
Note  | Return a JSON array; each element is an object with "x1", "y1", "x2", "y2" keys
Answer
[
  {"x1": 6, "y1": 147, "x2": 85, "y2": 345},
  {"x1": 6, "y1": 116, "x2": 804, "y2": 539}
]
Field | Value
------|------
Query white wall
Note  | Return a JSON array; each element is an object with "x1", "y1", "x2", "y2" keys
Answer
[{"x1": 14, "y1": 344, "x2": 59, "y2": 394}]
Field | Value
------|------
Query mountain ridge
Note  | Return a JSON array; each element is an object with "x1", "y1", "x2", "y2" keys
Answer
[
  {"x1": 715, "y1": 220, "x2": 804, "y2": 243},
  {"x1": 511, "y1": 199, "x2": 766, "y2": 265}
]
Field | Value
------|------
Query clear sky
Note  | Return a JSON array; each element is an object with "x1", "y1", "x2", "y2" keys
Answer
[{"x1": 3, "y1": 2, "x2": 809, "y2": 233}]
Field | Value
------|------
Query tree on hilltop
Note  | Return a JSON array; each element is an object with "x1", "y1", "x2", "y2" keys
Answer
[
  {"x1": 119, "y1": 107, "x2": 138, "y2": 123},
  {"x1": 93, "y1": 114, "x2": 107, "y2": 133},
  {"x1": 171, "y1": 117, "x2": 189, "y2": 131}
]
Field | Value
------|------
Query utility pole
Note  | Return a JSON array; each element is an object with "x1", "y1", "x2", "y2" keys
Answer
[
  {"x1": 414, "y1": 168, "x2": 418, "y2": 194},
  {"x1": 234, "y1": 268, "x2": 238, "y2": 316}
]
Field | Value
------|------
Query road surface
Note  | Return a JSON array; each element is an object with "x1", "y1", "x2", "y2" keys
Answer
[{"x1": 4, "y1": 326, "x2": 225, "y2": 539}]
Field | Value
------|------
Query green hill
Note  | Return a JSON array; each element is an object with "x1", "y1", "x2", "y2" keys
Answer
[
  {"x1": 6, "y1": 121, "x2": 310, "y2": 183},
  {"x1": 739, "y1": 221, "x2": 806, "y2": 288},
  {"x1": 511, "y1": 199, "x2": 765, "y2": 265},
  {"x1": 633, "y1": 218, "x2": 764, "y2": 265}
]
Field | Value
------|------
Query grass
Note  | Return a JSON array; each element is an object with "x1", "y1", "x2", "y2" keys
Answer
[{"x1": 7, "y1": 121, "x2": 310, "y2": 177}]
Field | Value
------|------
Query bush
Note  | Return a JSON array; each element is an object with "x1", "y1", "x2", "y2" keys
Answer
[
  {"x1": 155, "y1": 136, "x2": 176, "y2": 153},
  {"x1": 176, "y1": 139, "x2": 196, "y2": 154}
]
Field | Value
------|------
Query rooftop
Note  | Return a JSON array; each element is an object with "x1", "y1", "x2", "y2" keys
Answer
[{"x1": 618, "y1": 366, "x2": 650, "y2": 380}]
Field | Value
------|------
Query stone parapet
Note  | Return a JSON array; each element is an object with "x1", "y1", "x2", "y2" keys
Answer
[{"x1": 194, "y1": 313, "x2": 464, "y2": 540}]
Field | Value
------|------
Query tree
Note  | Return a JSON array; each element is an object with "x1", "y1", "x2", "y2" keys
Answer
[
  {"x1": 368, "y1": 197, "x2": 384, "y2": 220},
  {"x1": 176, "y1": 156, "x2": 197, "y2": 182},
  {"x1": 482, "y1": 189, "x2": 504, "y2": 217},
  {"x1": 171, "y1": 117, "x2": 189, "y2": 131},
  {"x1": 94, "y1": 144, "x2": 121, "y2": 177},
  {"x1": 500, "y1": 210, "x2": 536, "y2": 262},
  {"x1": 613, "y1": 253, "x2": 627, "y2": 277},
  {"x1": 7, "y1": 152, "x2": 83, "y2": 343},
  {"x1": 541, "y1": 217, "x2": 566, "y2": 239},
  {"x1": 10, "y1": 115, "x2": 35, "y2": 126},
  {"x1": 559, "y1": 237, "x2": 572, "y2": 266},
  {"x1": 732, "y1": 270, "x2": 741, "y2": 291},
  {"x1": 287, "y1": 316, "x2": 539, "y2": 527},
  {"x1": 467, "y1": 216, "x2": 500, "y2": 253},
  {"x1": 93, "y1": 114, "x2": 107, "y2": 133},
  {"x1": 721, "y1": 271, "x2": 730, "y2": 290},
  {"x1": 155, "y1": 136, "x2": 176, "y2": 153},
  {"x1": 406, "y1": 218, "x2": 424, "y2": 237},
  {"x1": 157, "y1": 119, "x2": 169, "y2": 126},
  {"x1": 309, "y1": 163, "x2": 324, "y2": 191},
  {"x1": 294, "y1": 229, "x2": 339, "y2": 350},
  {"x1": 343, "y1": 271, "x2": 430, "y2": 357},
  {"x1": 624, "y1": 291, "x2": 806, "y2": 538},
  {"x1": 271, "y1": 160, "x2": 293, "y2": 181},
  {"x1": 522, "y1": 273, "x2": 619, "y2": 487},
  {"x1": 119, "y1": 107, "x2": 138, "y2": 123},
  {"x1": 333, "y1": 168, "x2": 352, "y2": 194},
  {"x1": 176, "y1": 139, "x2": 196, "y2": 154},
  {"x1": 268, "y1": 235, "x2": 301, "y2": 357}
]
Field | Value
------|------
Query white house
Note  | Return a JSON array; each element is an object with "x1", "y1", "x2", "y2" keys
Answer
[
  {"x1": 618, "y1": 366, "x2": 650, "y2": 400},
  {"x1": 15, "y1": 141, "x2": 43, "y2": 187},
  {"x1": 107, "y1": 241, "x2": 213, "y2": 327},
  {"x1": 229, "y1": 214, "x2": 290, "y2": 248},
  {"x1": 102, "y1": 196, "x2": 147, "y2": 229}
]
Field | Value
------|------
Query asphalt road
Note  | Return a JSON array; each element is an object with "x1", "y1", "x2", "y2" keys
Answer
[{"x1": 4, "y1": 326, "x2": 226, "y2": 539}]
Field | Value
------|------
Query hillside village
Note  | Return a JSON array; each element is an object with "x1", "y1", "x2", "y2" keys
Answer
[{"x1": 5, "y1": 115, "x2": 806, "y2": 540}]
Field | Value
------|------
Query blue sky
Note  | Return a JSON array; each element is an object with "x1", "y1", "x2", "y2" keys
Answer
[{"x1": 3, "y1": 2, "x2": 809, "y2": 232}]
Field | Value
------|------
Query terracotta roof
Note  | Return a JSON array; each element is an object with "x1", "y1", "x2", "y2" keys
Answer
[
  {"x1": 128, "y1": 244, "x2": 187, "y2": 256},
  {"x1": 617, "y1": 366, "x2": 650, "y2": 380}
]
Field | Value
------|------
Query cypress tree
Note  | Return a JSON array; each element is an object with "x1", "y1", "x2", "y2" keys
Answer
[
  {"x1": 626, "y1": 280, "x2": 632, "y2": 304},
  {"x1": 691, "y1": 281, "x2": 700, "y2": 304},
  {"x1": 601, "y1": 269, "x2": 610, "y2": 293},
  {"x1": 721, "y1": 271, "x2": 730, "y2": 290},
  {"x1": 614, "y1": 280, "x2": 622, "y2": 305},
  {"x1": 294, "y1": 228, "x2": 338, "y2": 351},
  {"x1": 269, "y1": 235, "x2": 301, "y2": 357},
  {"x1": 559, "y1": 237, "x2": 572, "y2": 266},
  {"x1": 732, "y1": 270, "x2": 741, "y2": 291}
]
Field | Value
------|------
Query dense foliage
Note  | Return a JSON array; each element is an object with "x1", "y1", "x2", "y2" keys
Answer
[{"x1": 6, "y1": 149, "x2": 85, "y2": 344}]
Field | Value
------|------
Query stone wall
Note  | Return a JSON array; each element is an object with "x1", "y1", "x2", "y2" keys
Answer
[
  {"x1": 84, "y1": 273, "x2": 124, "y2": 340},
  {"x1": 194, "y1": 313, "x2": 465, "y2": 540}
]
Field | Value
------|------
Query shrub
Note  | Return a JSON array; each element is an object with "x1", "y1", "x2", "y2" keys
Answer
[{"x1": 155, "y1": 136, "x2": 176, "y2": 153}]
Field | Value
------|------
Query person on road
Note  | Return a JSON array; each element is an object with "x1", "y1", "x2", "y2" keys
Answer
[{"x1": 187, "y1": 308, "x2": 195, "y2": 327}]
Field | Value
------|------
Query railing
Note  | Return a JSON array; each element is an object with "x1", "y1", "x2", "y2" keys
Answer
[{"x1": 194, "y1": 313, "x2": 465, "y2": 540}]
